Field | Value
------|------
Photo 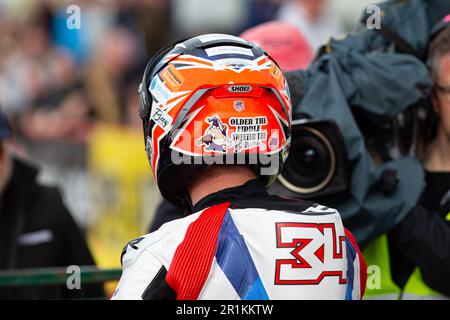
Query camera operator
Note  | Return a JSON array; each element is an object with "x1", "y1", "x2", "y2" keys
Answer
[
  {"x1": 364, "y1": 17, "x2": 450, "y2": 299},
  {"x1": 423, "y1": 20, "x2": 450, "y2": 217}
]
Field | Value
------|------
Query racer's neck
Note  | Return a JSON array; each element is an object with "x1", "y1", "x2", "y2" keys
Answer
[{"x1": 188, "y1": 165, "x2": 257, "y2": 207}]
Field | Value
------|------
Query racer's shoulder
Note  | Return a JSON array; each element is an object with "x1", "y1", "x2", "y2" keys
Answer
[
  {"x1": 120, "y1": 212, "x2": 202, "y2": 268},
  {"x1": 230, "y1": 195, "x2": 339, "y2": 216}
]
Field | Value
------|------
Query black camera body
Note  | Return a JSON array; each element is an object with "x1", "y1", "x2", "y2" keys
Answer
[{"x1": 270, "y1": 119, "x2": 349, "y2": 199}]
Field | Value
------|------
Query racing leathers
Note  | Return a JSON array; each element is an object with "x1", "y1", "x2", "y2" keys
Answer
[{"x1": 112, "y1": 179, "x2": 366, "y2": 300}]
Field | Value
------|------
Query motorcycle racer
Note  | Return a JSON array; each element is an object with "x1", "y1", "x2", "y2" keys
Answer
[{"x1": 112, "y1": 34, "x2": 366, "y2": 300}]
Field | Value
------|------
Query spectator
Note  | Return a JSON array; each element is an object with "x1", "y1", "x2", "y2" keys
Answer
[
  {"x1": 276, "y1": 0, "x2": 344, "y2": 52},
  {"x1": 245, "y1": 0, "x2": 281, "y2": 30},
  {"x1": 240, "y1": 21, "x2": 314, "y2": 71},
  {"x1": 85, "y1": 27, "x2": 138, "y2": 124},
  {"x1": 0, "y1": 110, "x2": 104, "y2": 299}
]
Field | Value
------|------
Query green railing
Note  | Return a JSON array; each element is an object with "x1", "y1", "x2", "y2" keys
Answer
[
  {"x1": 0, "y1": 266, "x2": 121, "y2": 299},
  {"x1": 0, "y1": 266, "x2": 121, "y2": 287}
]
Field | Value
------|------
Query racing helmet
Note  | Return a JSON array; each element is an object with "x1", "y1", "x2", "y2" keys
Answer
[{"x1": 139, "y1": 34, "x2": 292, "y2": 208}]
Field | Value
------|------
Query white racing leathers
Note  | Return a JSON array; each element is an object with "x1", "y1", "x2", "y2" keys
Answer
[{"x1": 112, "y1": 187, "x2": 366, "y2": 300}]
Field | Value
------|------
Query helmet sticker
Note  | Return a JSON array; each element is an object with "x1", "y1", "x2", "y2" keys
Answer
[
  {"x1": 196, "y1": 34, "x2": 248, "y2": 44},
  {"x1": 149, "y1": 76, "x2": 171, "y2": 104},
  {"x1": 269, "y1": 132, "x2": 280, "y2": 150},
  {"x1": 195, "y1": 116, "x2": 233, "y2": 153},
  {"x1": 229, "y1": 116, "x2": 268, "y2": 152},
  {"x1": 151, "y1": 105, "x2": 173, "y2": 133},
  {"x1": 194, "y1": 115, "x2": 269, "y2": 154},
  {"x1": 213, "y1": 58, "x2": 258, "y2": 72},
  {"x1": 160, "y1": 64, "x2": 185, "y2": 91},
  {"x1": 233, "y1": 100, "x2": 245, "y2": 112},
  {"x1": 228, "y1": 85, "x2": 253, "y2": 93},
  {"x1": 205, "y1": 46, "x2": 254, "y2": 57},
  {"x1": 270, "y1": 63, "x2": 284, "y2": 83}
]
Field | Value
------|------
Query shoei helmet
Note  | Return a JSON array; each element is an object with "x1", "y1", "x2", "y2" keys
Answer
[{"x1": 139, "y1": 34, "x2": 292, "y2": 208}]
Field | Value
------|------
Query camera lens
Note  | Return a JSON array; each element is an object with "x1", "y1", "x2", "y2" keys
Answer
[
  {"x1": 278, "y1": 126, "x2": 336, "y2": 194},
  {"x1": 297, "y1": 145, "x2": 319, "y2": 167}
]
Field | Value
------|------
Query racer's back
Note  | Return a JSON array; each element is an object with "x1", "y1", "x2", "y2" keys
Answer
[{"x1": 113, "y1": 180, "x2": 366, "y2": 300}]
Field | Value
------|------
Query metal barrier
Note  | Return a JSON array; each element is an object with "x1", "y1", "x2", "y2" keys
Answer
[{"x1": 0, "y1": 266, "x2": 122, "y2": 299}]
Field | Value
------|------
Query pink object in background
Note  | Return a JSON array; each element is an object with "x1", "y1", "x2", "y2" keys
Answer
[{"x1": 240, "y1": 21, "x2": 314, "y2": 71}]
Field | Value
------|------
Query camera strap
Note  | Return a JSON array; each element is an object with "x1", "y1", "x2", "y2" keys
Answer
[{"x1": 372, "y1": 24, "x2": 422, "y2": 60}]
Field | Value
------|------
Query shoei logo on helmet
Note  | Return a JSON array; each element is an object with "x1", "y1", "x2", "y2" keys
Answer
[{"x1": 228, "y1": 85, "x2": 253, "y2": 93}]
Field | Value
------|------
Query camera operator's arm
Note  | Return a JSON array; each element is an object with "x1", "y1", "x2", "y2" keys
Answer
[{"x1": 390, "y1": 205, "x2": 450, "y2": 296}]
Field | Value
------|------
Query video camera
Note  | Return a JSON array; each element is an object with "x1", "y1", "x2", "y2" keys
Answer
[
  {"x1": 270, "y1": 105, "x2": 427, "y2": 201},
  {"x1": 270, "y1": 119, "x2": 349, "y2": 199}
]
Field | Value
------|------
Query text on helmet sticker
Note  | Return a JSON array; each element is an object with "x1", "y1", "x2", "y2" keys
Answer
[
  {"x1": 229, "y1": 116, "x2": 267, "y2": 152},
  {"x1": 149, "y1": 76, "x2": 171, "y2": 104},
  {"x1": 160, "y1": 64, "x2": 185, "y2": 91},
  {"x1": 151, "y1": 105, "x2": 173, "y2": 133}
]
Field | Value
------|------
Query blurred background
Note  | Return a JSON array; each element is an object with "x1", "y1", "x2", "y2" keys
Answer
[{"x1": 0, "y1": 0, "x2": 374, "y2": 273}]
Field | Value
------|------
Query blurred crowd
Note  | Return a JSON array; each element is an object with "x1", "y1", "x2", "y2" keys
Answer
[{"x1": 0, "y1": 0, "x2": 355, "y2": 136}]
